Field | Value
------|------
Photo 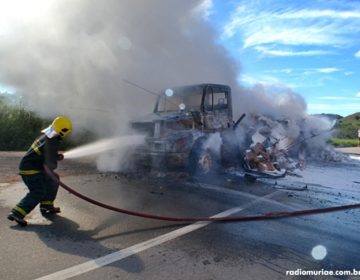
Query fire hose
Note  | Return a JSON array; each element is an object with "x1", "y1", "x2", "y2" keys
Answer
[{"x1": 44, "y1": 165, "x2": 360, "y2": 223}]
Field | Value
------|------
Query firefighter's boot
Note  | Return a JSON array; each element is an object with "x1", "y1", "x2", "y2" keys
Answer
[
  {"x1": 40, "y1": 205, "x2": 61, "y2": 215},
  {"x1": 7, "y1": 210, "x2": 27, "y2": 227}
]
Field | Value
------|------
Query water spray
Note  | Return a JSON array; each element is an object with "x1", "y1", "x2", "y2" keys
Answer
[{"x1": 63, "y1": 135, "x2": 145, "y2": 159}]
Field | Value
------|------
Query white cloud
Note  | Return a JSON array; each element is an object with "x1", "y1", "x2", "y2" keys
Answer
[
  {"x1": 279, "y1": 9, "x2": 360, "y2": 20},
  {"x1": 255, "y1": 46, "x2": 333, "y2": 57},
  {"x1": 317, "y1": 68, "x2": 340, "y2": 73},
  {"x1": 222, "y1": 3, "x2": 360, "y2": 51},
  {"x1": 244, "y1": 27, "x2": 345, "y2": 48},
  {"x1": 356, "y1": 92, "x2": 360, "y2": 97},
  {"x1": 355, "y1": 50, "x2": 360, "y2": 58},
  {"x1": 265, "y1": 68, "x2": 293, "y2": 74},
  {"x1": 318, "y1": 96, "x2": 359, "y2": 100},
  {"x1": 267, "y1": 67, "x2": 344, "y2": 75}
]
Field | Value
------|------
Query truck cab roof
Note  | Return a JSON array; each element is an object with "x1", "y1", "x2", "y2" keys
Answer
[{"x1": 154, "y1": 83, "x2": 231, "y2": 114}]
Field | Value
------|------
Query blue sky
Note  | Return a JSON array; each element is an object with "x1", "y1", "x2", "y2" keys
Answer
[{"x1": 206, "y1": 0, "x2": 360, "y2": 116}]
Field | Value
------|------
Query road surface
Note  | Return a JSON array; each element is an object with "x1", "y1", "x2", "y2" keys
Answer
[{"x1": 1, "y1": 152, "x2": 360, "y2": 280}]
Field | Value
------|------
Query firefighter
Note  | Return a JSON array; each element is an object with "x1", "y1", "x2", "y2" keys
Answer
[{"x1": 7, "y1": 116, "x2": 73, "y2": 226}]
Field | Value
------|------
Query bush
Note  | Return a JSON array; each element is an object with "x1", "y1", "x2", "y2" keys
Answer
[
  {"x1": 0, "y1": 97, "x2": 94, "y2": 151},
  {"x1": 0, "y1": 98, "x2": 50, "y2": 150},
  {"x1": 334, "y1": 113, "x2": 360, "y2": 139},
  {"x1": 328, "y1": 138, "x2": 358, "y2": 147}
]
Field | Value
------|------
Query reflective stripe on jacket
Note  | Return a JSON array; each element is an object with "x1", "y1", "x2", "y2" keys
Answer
[{"x1": 19, "y1": 134, "x2": 60, "y2": 175}]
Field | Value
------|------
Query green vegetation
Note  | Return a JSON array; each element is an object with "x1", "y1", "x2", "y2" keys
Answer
[
  {"x1": 329, "y1": 112, "x2": 360, "y2": 147},
  {"x1": 328, "y1": 138, "x2": 358, "y2": 147},
  {"x1": 334, "y1": 112, "x2": 360, "y2": 139},
  {"x1": 0, "y1": 95, "x2": 93, "y2": 151},
  {"x1": 0, "y1": 96, "x2": 49, "y2": 150}
]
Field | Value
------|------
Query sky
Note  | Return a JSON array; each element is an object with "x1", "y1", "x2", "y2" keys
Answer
[
  {"x1": 0, "y1": 0, "x2": 359, "y2": 117},
  {"x1": 206, "y1": 0, "x2": 360, "y2": 116}
]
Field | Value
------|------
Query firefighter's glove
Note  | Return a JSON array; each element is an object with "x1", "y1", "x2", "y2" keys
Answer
[{"x1": 57, "y1": 154, "x2": 64, "y2": 161}]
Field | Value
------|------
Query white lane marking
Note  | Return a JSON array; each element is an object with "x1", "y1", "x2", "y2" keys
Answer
[
  {"x1": 350, "y1": 155, "x2": 360, "y2": 161},
  {"x1": 36, "y1": 192, "x2": 279, "y2": 280}
]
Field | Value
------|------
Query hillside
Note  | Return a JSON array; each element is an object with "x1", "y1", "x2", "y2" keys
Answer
[
  {"x1": 314, "y1": 113, "x2": 343, "y2": 121},
  {"x1": 334, "y1": 112, "x2": 360, "y2": 139}
]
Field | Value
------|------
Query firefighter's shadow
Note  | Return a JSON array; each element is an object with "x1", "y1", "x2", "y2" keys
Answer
[{"x1": 13, "y1": 214, "x2": 144, "y2": 274}]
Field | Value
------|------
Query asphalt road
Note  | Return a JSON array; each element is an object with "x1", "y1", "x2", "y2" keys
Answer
[{"x1": 1, "y1": 154, "x2": 360, "y2": 280}]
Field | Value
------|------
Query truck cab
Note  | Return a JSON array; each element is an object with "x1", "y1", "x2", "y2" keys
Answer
[
  {"x1": 154, "y1": 84, "x2": 232, "y2": 129},
  {"x1": 131, "y1": 83, "x2": 235, "y2": 174}
]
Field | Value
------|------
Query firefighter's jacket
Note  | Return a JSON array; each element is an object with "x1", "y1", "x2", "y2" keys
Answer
[{"x1": 19, "y1": 134, "x2": 60, "y2": 175}]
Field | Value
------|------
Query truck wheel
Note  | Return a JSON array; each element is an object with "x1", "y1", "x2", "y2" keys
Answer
[{"x1": 188, "y1": 138, "x2": 220, "y2": 177}]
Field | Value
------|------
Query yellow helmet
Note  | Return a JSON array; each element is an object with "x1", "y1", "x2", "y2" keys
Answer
[{"x1": 51, "y1": 116, "x2": 73, "y2": 138}]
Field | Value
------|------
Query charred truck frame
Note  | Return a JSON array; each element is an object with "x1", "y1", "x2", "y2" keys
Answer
[{"x1": 131, "y1": 83, "x2": 283, "y2": 178}]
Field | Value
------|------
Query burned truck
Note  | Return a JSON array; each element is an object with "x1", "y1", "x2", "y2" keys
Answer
[{"x1": 131, "y1": 83, "x2": 285, "y2": 178}]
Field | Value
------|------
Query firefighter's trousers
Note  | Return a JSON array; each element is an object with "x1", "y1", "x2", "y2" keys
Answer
[{"x1": 15, "y1": 173, "x2": 59, "y2": 216}]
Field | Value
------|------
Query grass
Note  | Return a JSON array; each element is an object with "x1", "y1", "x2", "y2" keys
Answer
[{"x1": 328, "y1": 138, "x2": 359, "y2": 148}]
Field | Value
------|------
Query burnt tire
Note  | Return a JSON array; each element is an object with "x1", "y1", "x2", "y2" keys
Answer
[{"x1": 188, "y1": 138, "x2": 220, "y2": 178}]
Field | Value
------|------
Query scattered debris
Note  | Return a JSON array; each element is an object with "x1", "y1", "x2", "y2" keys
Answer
[{"x1": 241, "y1": 113, "x2": 345, "y2": 178}]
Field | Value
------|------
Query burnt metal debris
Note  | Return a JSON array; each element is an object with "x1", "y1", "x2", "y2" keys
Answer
[{"x1": 130, "y1": 83, "x2": 336, "y2": 179}]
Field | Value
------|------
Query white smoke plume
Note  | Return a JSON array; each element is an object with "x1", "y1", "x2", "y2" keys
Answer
[
  {"x1": 0, "y1": 0, "x2": 336, "y2": 168},
  {"x1": 0, "y1": 0, "x2": 313, "y2": 133},
  {"x1": 0, "y1": 0, "x2": 238, "y2": 135}
]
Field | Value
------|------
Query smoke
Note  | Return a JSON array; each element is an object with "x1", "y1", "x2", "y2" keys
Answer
[
  {"x1": 203, "y1": 132, "x2": 222, "y2": 154},
  {"x1": 0, "y1": 0, "x2": 238, "y2": 135},
  {"x1": 242, "y1": 84, "x2": 307, "y2": 120},
  {"x1": 0, "y1": 0, "x2": 336, "y2": 169},
  {"x1": 0, "y1": 0, "x2": 315, "y2": 132}
]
